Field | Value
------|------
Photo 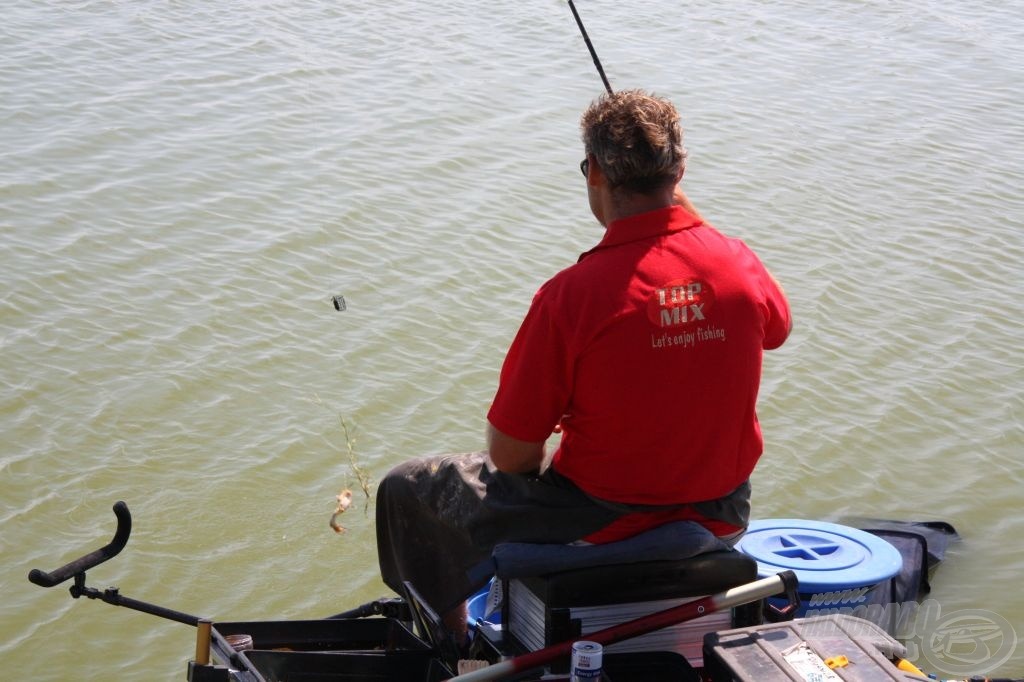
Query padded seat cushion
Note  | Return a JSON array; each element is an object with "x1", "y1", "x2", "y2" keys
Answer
[
  {"x1": 514, "y1": 550, "x2": 758, "y2": 607},
  {"x1": 489, "y1": 519, "x2": 733, "y2": 581}
]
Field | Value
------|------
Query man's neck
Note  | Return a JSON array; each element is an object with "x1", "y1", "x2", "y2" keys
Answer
[{"x1": 602, "y1": 189, "x2": 676, "y2": 227}]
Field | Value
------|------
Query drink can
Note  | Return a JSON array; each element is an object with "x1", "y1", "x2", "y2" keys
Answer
[{"x1": 571, "y1": 640, "x2": 603, "y2": 681}]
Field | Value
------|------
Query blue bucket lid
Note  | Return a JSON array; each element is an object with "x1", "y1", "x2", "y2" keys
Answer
[{"x1": 735, "y1": 519, "x2": 902, "y2": 592}]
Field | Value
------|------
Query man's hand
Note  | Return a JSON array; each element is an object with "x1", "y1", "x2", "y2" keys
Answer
[{"x1": 486, "y1": 422, "x2": 546, "y2": 474}]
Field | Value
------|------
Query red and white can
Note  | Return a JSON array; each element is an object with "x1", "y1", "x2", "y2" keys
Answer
[{"x1": 571, "y1": 640, "x2": 603, "y2": 681}]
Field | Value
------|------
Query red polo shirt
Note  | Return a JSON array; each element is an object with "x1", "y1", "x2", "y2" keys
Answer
[{"x1": 487, "y1": 205, "x2": 791, "y2": 540}]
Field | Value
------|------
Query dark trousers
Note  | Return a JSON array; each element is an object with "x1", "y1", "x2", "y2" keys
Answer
[
  {"x1": 375, "y1": 451, "x2": 751, "y2": 614},
  {"x1": 375, "y1": 452, "x2": 620, "y2": 614}
]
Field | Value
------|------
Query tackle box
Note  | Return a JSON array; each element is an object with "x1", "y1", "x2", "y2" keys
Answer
[{"x1": 703, "y1": 614, "x2": 925, "y2": 681}]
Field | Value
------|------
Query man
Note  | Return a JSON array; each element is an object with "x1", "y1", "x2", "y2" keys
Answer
[{"x1": 376, "y1": 89, "x2": 791, "y2": 647}]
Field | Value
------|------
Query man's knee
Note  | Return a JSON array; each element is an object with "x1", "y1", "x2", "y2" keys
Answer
[{"x1": 376, "y1": 461, "x2": 417, "y2": 511}]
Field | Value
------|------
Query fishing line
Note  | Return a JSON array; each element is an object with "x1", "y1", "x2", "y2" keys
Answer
[{"x1": 567, "y1": 0, "x2": 613, "y2": 94}]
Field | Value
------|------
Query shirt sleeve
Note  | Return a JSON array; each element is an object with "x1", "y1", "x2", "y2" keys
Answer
[
  {"x1": 761, "y1": 269, "x2": 792, "y2": 350},
  {"x1": 486, "y1": 286, "x2": 573, "y2": 443},
  {"x1": 730, "y1": 237, "x2": 792, "y2": 351}
]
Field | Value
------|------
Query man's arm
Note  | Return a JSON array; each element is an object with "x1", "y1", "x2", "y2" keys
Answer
[
  {"x1": 769, "y1": 271, "x2": 793, "y2": 336},
  {"x1": 486, "y1": 421, "x2": 546, "y2": 474},
  {"x1": 762, "y1": 269, "x2": 793, "y2": 349}
]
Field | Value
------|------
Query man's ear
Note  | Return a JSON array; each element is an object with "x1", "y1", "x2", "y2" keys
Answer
[{"x1": 587, "y1": 154, "x2": 603, "y2": 187}]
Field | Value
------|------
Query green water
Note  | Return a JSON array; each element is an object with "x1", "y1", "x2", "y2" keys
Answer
[{"x1": 2, "y1": 1, "x2": 1022, "y2": 679}]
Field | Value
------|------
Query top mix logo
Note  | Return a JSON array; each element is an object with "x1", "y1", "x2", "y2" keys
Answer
[{"x1": 648, "y1": 279, "x2": 714, "y2": 328}]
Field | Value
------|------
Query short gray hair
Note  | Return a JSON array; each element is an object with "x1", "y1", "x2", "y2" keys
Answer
[{"x1": 580, "y1": 89, "x2": 687, "y2": 194}]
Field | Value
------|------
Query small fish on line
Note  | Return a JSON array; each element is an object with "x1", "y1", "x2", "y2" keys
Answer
[{"x1": 329, "y1": 488, "x2": 353, "y2": 533}]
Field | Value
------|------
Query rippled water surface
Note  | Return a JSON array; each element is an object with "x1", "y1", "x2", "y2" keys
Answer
[{"x1": 2, "y1": 1, "x2": 1022, "y2": 679}]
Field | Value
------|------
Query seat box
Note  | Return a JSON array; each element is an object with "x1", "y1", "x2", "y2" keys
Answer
[{"x1": 503, "y1": 550, "x2": 760, "y2": 671}]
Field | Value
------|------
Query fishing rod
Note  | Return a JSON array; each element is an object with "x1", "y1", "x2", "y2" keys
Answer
[
  {"x1": 567, "y1": 0, "x2": 613, "y2": 94},
  {"x1": 323, "y1": 4, "x2": 608, "y2": 312}
]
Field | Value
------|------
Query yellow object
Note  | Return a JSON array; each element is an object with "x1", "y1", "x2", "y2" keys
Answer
[
  {"x1": 896, "y1": 658, "x2": 927, "y2": 676},
  {"x1": 194, "y1": 619, "x2": 212, "y2": 666},
  {"x1": 824, "y1": 655, "x2": 849, "y2": 669}
]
